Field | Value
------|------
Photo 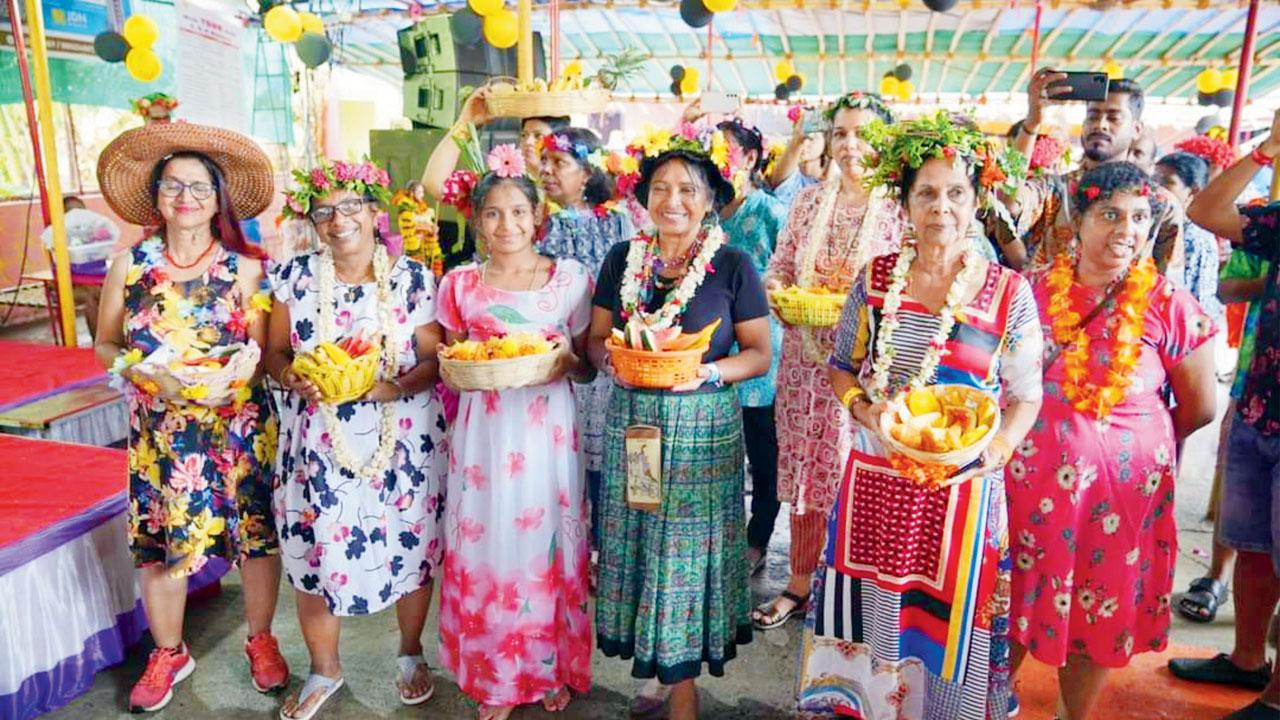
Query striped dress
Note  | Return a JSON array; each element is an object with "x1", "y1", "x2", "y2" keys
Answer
[{"x1": 796, "y1": 253, "x2": 1044, "y2": 720}]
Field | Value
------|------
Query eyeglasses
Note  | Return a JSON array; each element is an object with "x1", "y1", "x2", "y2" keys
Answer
[
  {"x1": 156, "y1": 179, "x2": 215, "y2": 200},
  {"x1": 307, "y1": 198, "x2": 369, "y2": 224}
]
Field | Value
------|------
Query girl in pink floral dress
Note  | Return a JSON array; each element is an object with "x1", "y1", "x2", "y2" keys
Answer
[
  {"x1": 1007, "y1": 163, "x2": 1218, "y2": 719},
  {"x1": 436, "y1": 167, "x2": 595, "y2": 720}
]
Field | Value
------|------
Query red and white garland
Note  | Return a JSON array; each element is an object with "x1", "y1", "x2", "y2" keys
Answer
[{"x1": 619, "y1": 225, "x2": 726, "y2": 330}]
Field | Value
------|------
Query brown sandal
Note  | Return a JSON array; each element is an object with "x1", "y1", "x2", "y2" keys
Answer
[{"x1": 751, "y1": 590, "x2": 809, "y2": 630}]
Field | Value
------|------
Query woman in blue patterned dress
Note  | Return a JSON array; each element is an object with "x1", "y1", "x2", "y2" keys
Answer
[
  {"x1": 95, "y1": 123, "x2": 288, "y2": 712},
  {"x1": 537, "y1": 127, "x2": 634, "y2": 546},
  {"x1": 715, "y1": 118, "x2": 789, "y2": 574}
]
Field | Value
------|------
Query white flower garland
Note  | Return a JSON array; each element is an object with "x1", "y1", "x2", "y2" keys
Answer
[
  {"x1": 865, "y1": 238, "x2": 985, "y2": 402},
  {"x1": 795, "y1": 184, "x2": 885, "y2": 364},
  {"x1": 619, "y1": 224, "x2": 726, "y2": 330},
  {"x1": 315, "y1": 244, "x2": 400, "y2": 480}
]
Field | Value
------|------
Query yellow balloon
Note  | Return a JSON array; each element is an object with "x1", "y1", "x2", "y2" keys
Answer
[
  {"x1": 879, "y1": 75, "x2": 900, "y2": 98},
  {"x1": 264, "y1": 5, "x2": 303, "y2": 43},
  {"x1": 680, "y1": 73, "x2": 699, "y2": 96},
  {"x1": 683, "y1": 66, "x2": 700, "y2": 83},
  {"x1": 1102, "y1": 62, "x2": 1123, "y2": 80},
  {"x1": 469, "y1": 0, "x2": 503, "y2": 17},
  {"x1": 896, "y1": 79, "x2": 914, "y2": 101},
  {"x1": 122, "y1": 14, "x2": 158, "y2": 49},
  {"x1": 482, "y1": 9, "x2": 517, "y2": 49},
  {"x1": 1196, "y1": 68, "x2": 1223, "y2": 95},
  {"x1": 775, "y1": 59, "x2": 794, "y2": 83},
  {"x1": 299, "y1": 12, "x2": 324, "y2": 35},
  {"x1": 1220, "y1": 68, "x2": 1239, "y2": 91},
  {"x1": 703, "y1": 0, "x2": 737, "y2": 12},
  {"x1": 125, "y1": 47, "x2": 162, "y2": 82}
]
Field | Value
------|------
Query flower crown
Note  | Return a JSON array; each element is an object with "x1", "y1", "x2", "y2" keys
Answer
[
  {"x1": 612, "y1": 122, "x2": 734, "y2": 199},
  {"x1": 133, "y1": 92, "x2": 178, "y2": 117},
  {"x1": 282, "y1": 159, "x2": 392, "y2": 221},
  {"x1": 824, "y1": 90, "x2": 892, "y2": 123},
  {"x1": 1174, "y1": 135, "x2": 1235, "y2": 169},
  {"x1": 859, "y1": 111, "x2": 1025, "y2": 201},
  {"x1": 440, "y1": 143, "x2": 529, "y2": 219},
  {"x1": 1068, "y1": 173, "x2": 1160, "y2": 210},
  {"x1": 540, "y1": 132, "x2": 611, "y2": 172}
]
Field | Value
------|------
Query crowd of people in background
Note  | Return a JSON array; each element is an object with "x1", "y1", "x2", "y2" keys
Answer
[{"x1": 83, "y1": 67, "x2": 1280, "y2": 720}]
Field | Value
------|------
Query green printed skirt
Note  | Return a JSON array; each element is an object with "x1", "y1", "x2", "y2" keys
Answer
[{"x1": 595, "y1": 385, "x2": 754, "y2": 683}]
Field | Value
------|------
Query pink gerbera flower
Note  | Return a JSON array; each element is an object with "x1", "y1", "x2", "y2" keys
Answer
[
  {"x1": 333, "y1": 161, "x2": 356, "y2": 182},
  {"x1": 487, "y1": 144, "x2": 525, "y2": 178}
]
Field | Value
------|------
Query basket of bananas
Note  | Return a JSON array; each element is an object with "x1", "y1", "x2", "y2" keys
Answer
[
  {"x1": 485, "y1": 75, "x2": 610, "y2": 118},
  {"x1": 439, "y1": 332, "x2": 563, "y2": 391},
  {"x1": 769, "y1": 285, "x2": 847, "y2": 327},
  {"x1": 131, "y1": 341, "x2": 261, "y2": 407},
  {"x1": 879, "y1": 385, "x2": 1002, "y2": 471},
  {"x1": 604, "y1": 319, "x2": 719, "y2": 389},
  {"x1": 291, "y1": 335, "x2": 381, "y2": 404}
]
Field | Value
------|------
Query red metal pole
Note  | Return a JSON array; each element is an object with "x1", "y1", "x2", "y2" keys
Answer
[
  {"x1": 1227, "y1": 0, "x2": 1260, "y2": 151},
  {"x1": 549, "y1": 0, "x2": 559, "y2": 77},
  {"x1": 1029, "y1": 0, "x2": 1044, "y2": 78},
  {"x1": 7, "y1": 0, "x2": 51, "y2": 225},
  {"x1": 706, "y1": 19, "x2": 713, "y2": 90}
]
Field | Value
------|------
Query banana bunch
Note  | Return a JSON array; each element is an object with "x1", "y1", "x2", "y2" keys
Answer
[{"x1": 292, "y1": 340, "x2": 379, "y2": 404}]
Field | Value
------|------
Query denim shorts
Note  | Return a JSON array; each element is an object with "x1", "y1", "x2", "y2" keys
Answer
[{"x1": 1219, "y1": 413, "x2": 1280, "y2": 575}]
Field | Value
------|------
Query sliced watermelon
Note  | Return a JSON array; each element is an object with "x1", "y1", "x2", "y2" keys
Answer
[
  {"x1": 610, "y1": 328, "x2": 626, "y2": 346},
  {"x1": 626, "y1": 322, "x2": 644, "y2": 350},
  {"x1": 640, "y1": 327, "x2": 658, "y2": 351}
]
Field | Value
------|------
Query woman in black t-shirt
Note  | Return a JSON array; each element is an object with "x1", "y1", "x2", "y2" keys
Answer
[{"x1": 586, "y1": 127, "x2": 771, "y2": 720}]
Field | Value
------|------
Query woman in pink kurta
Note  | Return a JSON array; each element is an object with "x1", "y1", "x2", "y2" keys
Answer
[
  {"x1": 753, "y1": 92, "x2": 903, "y2": 629},
  {"x1": 1006, "y1": 162, "x2": 1217, "y2": 719}
]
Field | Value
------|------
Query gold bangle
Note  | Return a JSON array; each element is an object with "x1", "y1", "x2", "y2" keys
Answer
[{"x1": 841, "y1": 386, "x2": 867, "y2": 410}]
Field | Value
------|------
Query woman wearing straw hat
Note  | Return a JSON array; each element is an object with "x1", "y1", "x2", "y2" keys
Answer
[{"x1": 95, "y1": 122, "x2": 288, "y2": 712}]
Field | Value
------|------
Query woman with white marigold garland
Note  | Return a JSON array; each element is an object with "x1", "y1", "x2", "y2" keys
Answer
[
  {"x1": 588, "y1": 123, "x2": 772, "y2": 720},
  {"x1": 798, "y1": 112, "x2": 1045, "y2": 720},
  {"x1": 265, "y1": 159, "x2": 447, "y2": 720}
]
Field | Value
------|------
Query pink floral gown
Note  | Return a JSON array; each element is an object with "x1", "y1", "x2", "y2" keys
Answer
[
  {"x1": 1008, "y1": 273, "x2": 1216, "y2": 667},
  {"x1": 435, "y1": 259, "x2": 594, "y2": 706}
]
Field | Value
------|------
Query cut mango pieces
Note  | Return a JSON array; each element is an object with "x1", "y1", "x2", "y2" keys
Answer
[{"x1": 885, "y1": 385, "x2": 999, "y2": 454}]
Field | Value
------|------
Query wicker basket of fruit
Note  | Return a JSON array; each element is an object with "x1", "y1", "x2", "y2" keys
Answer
[
  {"x1": 132, "y1": 341, "x2": 261, "y2": 407},
  {"x1": 291, "y1": 335, "x2": 380, "y2": 404},
  {"x1": 605, "y1": 319, "x2": 719, "y2": 389},
  {"x1": 769, "y1": 286, "x2": 846, "y2": 327},
  {"x1": 879, "y1": 384, "x2": 1002, "y2": 475},
  {"x1": 484, "y1": 77, "x2": 610, "y2": 118},
  {"x1": 439, "y1": 332, "x2": 562, "y2": 392}
]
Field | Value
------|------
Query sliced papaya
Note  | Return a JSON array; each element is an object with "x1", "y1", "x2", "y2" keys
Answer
[{"x1": 944, "y1": 405, "x2": 978, "y2": 434}]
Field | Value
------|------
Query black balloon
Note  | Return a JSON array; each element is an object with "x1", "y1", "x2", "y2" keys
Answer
[
  {"x1": 93, "y1": 31, "x2": 129, "y2": 63},
  {"x1": 295, "y1": 32, "x2": 332, "y2": 68},
  {"x1": 894, "y1": 63, "x2": 913, "y2": 81},
  {"x1": 670, "y1": 80, "x2": 682, "y2": 96},
  {"x1": 922, "y1": 0, "x2": 959, "y2": 11},
  {"x1": 1196, "y1": 91, "x2": 1213, "y2": 106},
  {"x1": 679, "y1": 0, "x2": 713, "y2": 28},
  {"x1": 785, "y1": 74, "x2": 802, "y2": 91},
  {"x1": 775, "y1": 83, "x2": 790, "y2": 100},
  {"x1": 451, "y1": 9, "x2": 484, "y2": 47},
  {"x1": 1212, "y1": 89, "x2": 1235, "y2": 108},
  {"x1": 671, "y1": 65, "x2": 686, "y2": 82}
]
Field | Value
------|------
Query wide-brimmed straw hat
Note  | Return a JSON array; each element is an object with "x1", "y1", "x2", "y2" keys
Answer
[{"x1": 97, "y1": 122, "x2": 274, "y2": 226}]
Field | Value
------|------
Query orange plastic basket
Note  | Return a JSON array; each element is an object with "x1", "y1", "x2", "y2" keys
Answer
[{"x1": 607, "y1": 340, "x2": 704, "y2": 389}]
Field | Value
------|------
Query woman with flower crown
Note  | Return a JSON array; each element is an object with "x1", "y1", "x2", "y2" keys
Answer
[
  {"x1": 796, "y1": 112, "x2": 1045, "y2": 720},
  {"x1": 435, "y1": 147, "x2": 596, "y2": 720},
  {"x1": 753, "y1": 91, "x2": 903, "y2": 631},
  {"x1": 588, "y1": 123, "x2": 772, "y2": 720},
  {"x1": 1005, "y1": 162, "x2": 1217, "y2": 720},
  {"x1": 264, "y1": 159, "x2": 447, "y2": 720}
]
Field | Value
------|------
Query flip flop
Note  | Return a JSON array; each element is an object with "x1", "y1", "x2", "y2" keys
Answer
[
  {"x1": 1221, "y1": 700, "x2": 1280, "y2": 720},
  {"x1": 396, "y1": 653, "x2": 435, "y2": 706},
  {"x1": 279, "y1": 673, "x2": 344, "y2": 720},
  {"x1": 751, "y1": 590, "x2": 809, "y2": 630},
  {"x1": 1167, "y1": 653, "x2": 1272, "y2": 691},
  {"x1": 629, "y1": 678, "x2": 669, "y2": 719},
  {"x1": 1177, "y1": 577, "x2": 1228, "y2": 623}
]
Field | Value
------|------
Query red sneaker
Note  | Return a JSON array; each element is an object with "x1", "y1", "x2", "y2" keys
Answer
[
  {"x1": 244, "y1": 631, "x2": 289, "y2": 693},
  {"x1": 128, "y1": 644, "x2": 195, "y2": 713}
]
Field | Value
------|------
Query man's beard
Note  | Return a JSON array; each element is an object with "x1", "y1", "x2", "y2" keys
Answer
[{"x1": 1083, "y1": 143, "x2": 1123, "y2": 163}]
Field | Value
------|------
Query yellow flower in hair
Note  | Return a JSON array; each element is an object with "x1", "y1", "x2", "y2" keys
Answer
[
  {"x1": 710, "y1": 131, "x2": 729, "y2": 170},
  {"x1": 639, "y1": 125, "x2": 672, "y2": 157},
  {"x1": 619, "y1": 154, "x2": 639, "y2": 175}
]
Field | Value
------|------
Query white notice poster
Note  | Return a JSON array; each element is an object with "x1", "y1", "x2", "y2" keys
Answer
[{"x1": 175, "y1": 0, "x2": 248, "y2": 134}]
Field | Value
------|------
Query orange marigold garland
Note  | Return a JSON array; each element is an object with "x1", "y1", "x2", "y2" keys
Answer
[
  {"x1": 888, "y1": 453, "x2": 958, "y2": 489},
  {"x1": 1045, "y1": 252, "x2": 1157, "y2": 419}
]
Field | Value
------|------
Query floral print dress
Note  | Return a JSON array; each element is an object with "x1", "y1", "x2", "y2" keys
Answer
[
  {"x1": 435, "y1": 260, "x2": 594, "y2": 707},
  {"x1": 270, "y1": 253, "x2": 446, "y2": 616},
  {"x1": 123, "y1": 238, "x2": 278, "y2": 577},
  {"x1": 1007, "y1": 273, "x2": 1216, "y2": 667}
]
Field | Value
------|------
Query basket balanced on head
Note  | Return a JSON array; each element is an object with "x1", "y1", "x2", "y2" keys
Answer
[
  {"x1": 606, "y1": 318, "x2": 721, "y2": 389},
  {"x1": 438, "y1": 332, "x2": 562, "y2": 392},
  {"x1": 770, "y1": 286, "x2": 846, "y2": 327},
  {"x1": 879, "y1": 384, "x2": 1002, "y2": 482},
  {"x1": 292, "y1": 336, "x2": 380, "y2": 404}
]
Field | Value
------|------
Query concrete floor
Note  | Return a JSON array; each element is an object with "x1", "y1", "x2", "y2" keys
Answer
[{"x1": 9, "y1": 313, "x2": 1253, "y2": 720}]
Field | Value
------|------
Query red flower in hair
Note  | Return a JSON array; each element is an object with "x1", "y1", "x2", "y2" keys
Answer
[
  {"x1": 942, "y1": 146, "x2": 956, "y2": 159},
  {"x1": 1083, "y1": 186, "x2": 1101, "y2": 201}
]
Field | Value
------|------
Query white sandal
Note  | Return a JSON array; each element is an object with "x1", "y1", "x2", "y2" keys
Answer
[
  {"x1": 279, "y1": 673, "x2": 344, "y2": 720},
  {"x1": 396, "y1": 653, "x2": 435, "y2": 706}
]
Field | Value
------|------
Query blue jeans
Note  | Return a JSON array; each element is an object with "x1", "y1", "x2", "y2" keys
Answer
[{"x1": 1218, "y1": 413, "x2": 1280, "y2": 575}]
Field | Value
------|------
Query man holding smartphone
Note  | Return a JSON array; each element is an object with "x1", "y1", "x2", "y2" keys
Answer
[
  {"x1": 768, "y1": 109, "x2": 828, "y2": 207},
  {"x1": 996, "y1": 69, "x2": 1186, "y2": 279}
]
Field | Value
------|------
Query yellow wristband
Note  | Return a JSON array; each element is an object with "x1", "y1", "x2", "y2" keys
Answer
[{"x1": 841, "y1": 386, "x2": 867, "y2": 410}]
